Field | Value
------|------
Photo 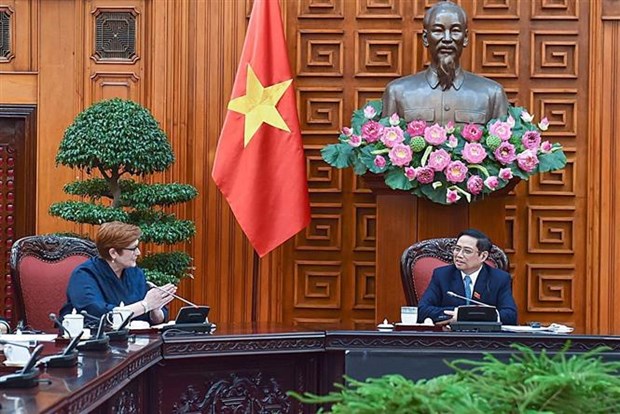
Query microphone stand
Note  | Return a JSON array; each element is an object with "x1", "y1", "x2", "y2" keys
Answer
[
  {"x1": 446, "y1": 291, "x2": 494, "y2": 307},
  {"x1": 0, "y1": 343, "x2": 45, "y2": 388},
  {"x1": 43, "y1": 314, "x2": 81, "y2": 368},
  {"x1": 77, "y1": 312, "x2": 110, "y2": 351},
  {"x1": 445, "y1": 291, "x2": 501, "y2": 332},
  {"x1": 106, "y1": 311, "x2": 133, "y2": 342}
]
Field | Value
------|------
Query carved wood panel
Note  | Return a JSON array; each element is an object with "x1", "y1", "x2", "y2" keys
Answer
[
  {"x1": 0, "y1": 107, "x2": 36, "y2": 323},
  {"x1": 283, "y1": 0, "x2": 589, "y2": 330},
  {"x1": 153, "y1": 354, "x2": 320, "y2": 414}
]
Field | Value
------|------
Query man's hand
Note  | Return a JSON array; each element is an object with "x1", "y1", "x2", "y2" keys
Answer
[{"x1": 435, "y1": 308, "x2": 457, "y2": 326}]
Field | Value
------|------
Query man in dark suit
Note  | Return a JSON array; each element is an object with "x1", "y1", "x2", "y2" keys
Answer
[{"x1": 418, "y1": 229, "x2": 517, "y2": 325}]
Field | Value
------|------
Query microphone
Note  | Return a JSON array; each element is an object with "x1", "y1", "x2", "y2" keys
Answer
[
  {"x1": 0, "y1": 343, "x2": 44, "y2": 388},
  {"x1": 77, "y1": 311, "x2": 109, "y2": 351},
  {"x1": 38, "y1": 331, "x2": 83, "y2": 368},
  {"x1": 106, "y1": 311, "x2": 134, "y2": 342},
  {"x1": 147, "y1": 281, "x2": 198, "y2": 307},
  {"x1": 49, "y1": 313, "x2": 73, "y2": 339},
  {"x1": 446, "y1": 291, "x2": 494, "y2": 307}
]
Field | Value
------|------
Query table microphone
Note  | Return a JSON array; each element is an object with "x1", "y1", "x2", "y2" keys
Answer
[
  {"x1": 49, "y1": 313, "x2": 73, "y2": 339},
  {"x1": 77, "y1": 312, "x2": 109, "y2": 351},
  {"x1": 0, "y1": 343, "x2": 45, "y2": 388},
  {"x1": 39, "y1": 331, "x2": 83, "y2": 368},
  {"x1": 147, "y1": 281, "x2": 199, "y2": 307},
  {"x1": 446, "y1": 291, "x2": 494, "y2": 307},
  {"x1": 106, "y1": 311, "x2": 133, "y2": 342}
]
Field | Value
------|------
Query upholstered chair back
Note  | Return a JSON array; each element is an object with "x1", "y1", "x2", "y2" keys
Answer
[
  {"x1": 10, "y1": 235, "x2": 98, "y2": 332},
  {"x1": 400, "y1": 237, "x2": 509, "y2": 306}
]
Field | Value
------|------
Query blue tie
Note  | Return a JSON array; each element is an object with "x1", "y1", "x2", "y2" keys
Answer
[{"x1": 464, "y1": 275, "x2": 472, "y2": 305}]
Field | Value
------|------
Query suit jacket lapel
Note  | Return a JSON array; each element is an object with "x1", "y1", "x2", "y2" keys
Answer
[
  {"x1": 451, "y1": 266, "x2": 466, "y2": 297},
  {"x1": 473, "y1": 264, "x2": 489, "y2": 301}
]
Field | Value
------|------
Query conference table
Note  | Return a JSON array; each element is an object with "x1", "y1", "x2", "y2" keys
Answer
[{"x1": 1, "y1": 324, "x2": 620, "y2": 413}]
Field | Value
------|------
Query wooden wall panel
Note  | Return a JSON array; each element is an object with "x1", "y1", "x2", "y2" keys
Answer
[
  {"x1": 0, "y1": 0, "x2": 618, "y2": 334},
  {"x1": 282, "y1": 0, "x2": 590, "y2": 330},
  {"x1": 586, "y1": 0, "x2": 620, "y2": 334}
]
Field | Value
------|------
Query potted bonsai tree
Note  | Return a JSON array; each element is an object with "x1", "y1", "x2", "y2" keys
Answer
[{"x1": 50, "y1": 98, "x2": 198, "y2": 285}]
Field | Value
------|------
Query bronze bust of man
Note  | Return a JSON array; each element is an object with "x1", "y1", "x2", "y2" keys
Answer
[{"x1": 382, "y1": 1, "x2": 508, "y2": 125}]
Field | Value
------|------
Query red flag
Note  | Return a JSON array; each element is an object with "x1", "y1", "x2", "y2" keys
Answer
[{"x1": 212, "y1": 0, "x2": 310, "y2": 257}]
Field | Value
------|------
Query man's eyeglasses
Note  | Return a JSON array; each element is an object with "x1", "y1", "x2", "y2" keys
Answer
[{"x1": 451, "y1": 246, "x2": 478, "y2": 257}]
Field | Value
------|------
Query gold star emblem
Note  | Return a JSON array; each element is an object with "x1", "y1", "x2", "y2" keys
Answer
[{"x1": 228, "y1": 64, "x2": 292, "y2": 147}]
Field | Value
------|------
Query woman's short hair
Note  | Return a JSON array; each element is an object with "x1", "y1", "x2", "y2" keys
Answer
[{"x1": 96, "y1": 221, "x2": 142, "y2": 260}]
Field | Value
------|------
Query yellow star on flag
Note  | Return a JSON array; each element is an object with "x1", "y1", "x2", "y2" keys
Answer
[{"x1": 228, "y1": 64, "x2": 292, "y2": 147}]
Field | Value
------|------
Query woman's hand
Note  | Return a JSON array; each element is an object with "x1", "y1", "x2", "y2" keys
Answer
[{"x1": 144, "y1": 283, "x2": 177, "y2": 311}]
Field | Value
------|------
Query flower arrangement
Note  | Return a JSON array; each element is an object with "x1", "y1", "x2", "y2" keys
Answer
[{"x1": 321, "y1": 101, "x2": 567, "y2": 205}]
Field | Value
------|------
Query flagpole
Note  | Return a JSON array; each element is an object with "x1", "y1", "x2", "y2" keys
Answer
[{"x1": 251, "y1": 250, "x2": 260, "y2": 323}]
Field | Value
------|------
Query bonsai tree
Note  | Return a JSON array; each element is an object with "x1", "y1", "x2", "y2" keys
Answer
[{"x1": 50, "y1": 98, "x2": 198, "y2": 285}]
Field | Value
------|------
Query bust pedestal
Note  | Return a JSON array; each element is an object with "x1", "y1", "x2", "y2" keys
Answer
[{"x1": 363, "y1": 174, "x2": 517, "y2": 324}]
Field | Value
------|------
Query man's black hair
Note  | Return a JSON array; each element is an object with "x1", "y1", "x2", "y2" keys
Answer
[{"x1": 457, "y1": 228, "x2": 492, "y2": 253}]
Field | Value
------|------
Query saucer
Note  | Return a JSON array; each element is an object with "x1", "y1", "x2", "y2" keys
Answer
[{"x1": 3, "y1": 360, "x2": 27, "y2": 368}]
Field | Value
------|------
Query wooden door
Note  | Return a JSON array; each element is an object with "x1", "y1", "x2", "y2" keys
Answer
[{"x1": 0, "y1": 107, "x2": 37, "y2": 323}]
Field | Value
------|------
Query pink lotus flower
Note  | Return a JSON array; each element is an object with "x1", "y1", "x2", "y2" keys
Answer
[
  {"x1": 494, "y1": 142, "x2": 517, "y2": 165},
  {"x1": 499, "y1": 168, "x2": 513, "y2": 180},
  {"x1": 538, "y1": 117, "x2": 549, "y2": 131},
  {"x1": 507, "y1": 116, "x2": 516, "y2": 128},
  {"x1": 446, "y1": 189, "x2": 461, "y2": 204},
  {"x1": 380, "y1": 126, "x2": 405, "y2": 148},
  {"x1": 520, "y1": 110, "x2": 534, "y2": 123},
  {"x1": 374, "y1": 155, "x2": 386, "y2": 168},
  {"x1": 447, "y1": 134, "x2": 458, "y2": 148},
  {"x1": 364, "y1": 105, "x2": 377, "y2": 119},
  {"x1": 445, "y1": 121, "x2": 456, "y2": 134},
  {"x1": 361, "y1": 121, "x2": 383, "y2": 143},
  {"x1": 445, "y1": 161, "x2": 468, "y2": 183},
  {"x1": 341, "y1": 127, "x2": 353, "y2": 137},
  {"x1": 462, "y1": 142, "x2": 487, "y2": 164},
  {"x1": 404, "y1": 167, "x2": 417, "y2": 180},
  {"x1": 517, "y1": 149, "x2": 539, "y2": 172},
  {"x1": 428, "y1": 149, "x2": 451, "y2": 171},
  {"x1": 407, "y1": 120, "x2": 427, "y2": 137},
  {"x1": 467, "y1": 175, "x2": 484, "y2": 195},
  {"x1": 540, "y1": 140, "x2": 553, "y2": 153},
  {"x1": 462, "y1": 123, "x2": 483, "y2": 142},
  {"x1": 484, "y1": 176, "x2": 499, "y2": 190},
  {"x1": 424, "y1": 123, "x2": 448, "y2": 146},
  {"x1": 389, "y1": 144, "x2": 413, "y2": 166},
  {"x1": 389, "y1": 113, "x2": 400, "y2": 126},
  {"x1": 348, "y1": 135, "x2": 362, "y2": 147},
  {"x1": 489, "y1": 120, "x2": 512, "y2": 141},
  {"x1": 415, "y1": 166, "x2": 435, "y2": 184},
  {"x1": 521, "y1": 130, "x2": 541, "y2": 150}
]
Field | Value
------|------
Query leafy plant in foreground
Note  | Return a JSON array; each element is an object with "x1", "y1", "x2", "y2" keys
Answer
[{"x1": 289, "y1": 343, "x2": 620, "y2": 414}]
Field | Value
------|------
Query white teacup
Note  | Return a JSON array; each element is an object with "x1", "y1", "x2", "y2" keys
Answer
[
  {"x1": 3, "y1": 344, "x2": 30, "y2": 364},
  {"x1": 401, "y1": 306, "x2": 418, "y2": 324},
  {"x1": 62, "y1": 312, "x2": 85, "y2": 338},
  {"x1": 108, "y1": 307, "x2": 133, "y2": 330}
]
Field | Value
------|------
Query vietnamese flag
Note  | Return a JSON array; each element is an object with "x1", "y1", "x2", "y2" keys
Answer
[{"x1": 212, "y1": 0, "x2": 310, "y2": 257}]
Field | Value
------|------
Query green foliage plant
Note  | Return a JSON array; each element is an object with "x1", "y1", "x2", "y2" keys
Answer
[
  {"x1": 289, "y1": 343, "x2": 620, "y2": 414},
  {"x1": 50, "y1": 98, "x2": 198, "y2": 285}
]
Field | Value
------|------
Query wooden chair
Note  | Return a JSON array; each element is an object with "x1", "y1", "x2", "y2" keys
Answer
[
  {"x1": 400, "y1": 237, "x2": 509, "y2": 306},
  {"x1": 10, "y1": 235, "x2": 98, "y2": 332}
]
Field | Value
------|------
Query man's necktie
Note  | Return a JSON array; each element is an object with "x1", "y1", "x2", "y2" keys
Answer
[{"x1": 464, "y1": 275, "x2": 472, "y2": 305}]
